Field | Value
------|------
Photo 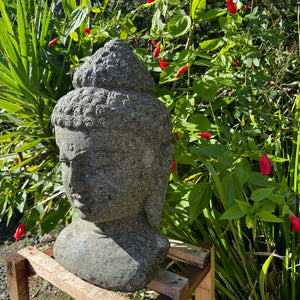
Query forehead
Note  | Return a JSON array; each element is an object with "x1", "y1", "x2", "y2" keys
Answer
[{"x1": 55, "y1": 126, "x2": 151, "y2": 159}]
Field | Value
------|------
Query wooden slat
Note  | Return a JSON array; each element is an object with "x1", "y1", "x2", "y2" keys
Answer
[
  {"x1": 147, "y1": 269, "x2": 188, "y2": 300},
  {"x1": 5, "y1": 253, "x2": 30, "y2": 300},
  {"x1": 168, "y1": 239, "x2": 210, "y2": 268},
  {"x1": 17, "y1": 246, "x2": 128, "y2": 300},
  {"x1": 195, "y1": 245, "x2": 215, "y2": 300},
  {"x1": 180, "y1": 263, "x2": 210, "y2": 300}
]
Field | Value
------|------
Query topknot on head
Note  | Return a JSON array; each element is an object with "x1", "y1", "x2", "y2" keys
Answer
[{"x1": 72, "y1": 38, "x2": 156, "y2": 95}]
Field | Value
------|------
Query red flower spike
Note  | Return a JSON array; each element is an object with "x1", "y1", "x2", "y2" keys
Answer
[
  {"x1": 176, "y1": 65, "x2": 188, "y2": 78},
  {"x1": 147, "y1": 0, "x2": 155, "y2": 3},
  {"x1": 226, "y1": 0, "x2": 237, "y2": 14},
  {"x1": 151, "y1": 41, "x2": 157, "y2": 46},
  {"x1": 171, "y1": 161, "x2": 177, "y2": 173},
  {"x1": 233, "y1": 59, "x2": 241, "y2": 68},
  {"x1": 147, "y1": 47, "x2": 150, "y2": 52},
  {"x1": 172, "y1": 132, "x2": 179, "y2": 140},
  {"x1": 48, "y1": 38, "x2": 58, "y2": 47},
  {"x1": 244, "y1": 3, "x2": 249, "y2": 11},
  {"x1": 84, "y1": 28, "x2": 91, "y2": 34},
  {"x1": 228, "y1": 90, "x2": 233, "y2": 96},
  {"x1": 260, "y1": 153, "x2": 271, "y2": 177},
  {"x1": 135, "y1": 37, "x2": 138, "y2": 45},
  {"x1": 13, "y1": 224, "x2": 25, "y2": 243},
  {"x1": 160, "y1": 58, "x2": 168, "y2": 69},
  {"x1": 290, "y1": 215, "x2": 300, "y2": 234},
  {"x1": 199, "y1": 132, "x2": 211, "y2": 139},
  {"x1": 153, "y1": 44, "x2": 161, "y2": 60}
]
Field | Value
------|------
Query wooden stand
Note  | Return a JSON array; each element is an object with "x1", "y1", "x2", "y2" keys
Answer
[{"x1": 6, "y1": 239, "x2": 214, "y2": 300}]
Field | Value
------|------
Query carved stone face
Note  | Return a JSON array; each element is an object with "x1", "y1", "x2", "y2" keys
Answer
[{"x1": 55, "y1": 126, "x2": 156, "y2": 223}]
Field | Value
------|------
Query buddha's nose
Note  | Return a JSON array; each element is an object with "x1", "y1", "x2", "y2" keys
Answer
[{"x1": 67, "y1": 163, "x2": 84, "y2": 192}]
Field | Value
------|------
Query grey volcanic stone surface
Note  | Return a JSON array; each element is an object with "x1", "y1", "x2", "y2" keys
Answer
[
  {"x1": 54, "y1": 217, "x2": 169, "y2": 291},
  {"x1": 72, "y1": 38, "x2": 156, "y2": 94},
  {"x1": 51, "y1": 38, "x2": 174, "y2": 292}
]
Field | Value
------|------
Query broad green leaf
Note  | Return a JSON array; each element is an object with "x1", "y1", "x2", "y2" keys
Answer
[
  {"x1": 200, "y1": 8, "x2": 226, "y2": 21},
  {"x1": 152, "y1": 9, "x2": 165, "y2": 33},
  {"x1": 259, "y1": 252, "x2": 274, "y2": 300},
  {"x1": 177, "y1": 151, "x2": 198, "y2": 167},
  {"x1": 234, "y1": 158, "x2": 250, "y2": 186},
  {"x1": 168, "y1": 15, "x2": 191, "y2": 38},
  {"x1": 219, "y1": 205, "x2": 245, "y2": 220},
  {"x1": 187, "y1": 114, "x2": 210, "y2": 132},
  {"x1": 189, "y1": 181, "x2": 212, "y2": 221},
  {"x1": 236, "y1": 200, "x2": 251, "y2": 213},
  {"x1": 70, "y1": 31, "x2": 79, "y2": 41},
  {"x1": 191, "y1": 0, "x2": 206, "y2": 23},
  {"x1": 193, "y1": 59, "x2": 217, "y2": 67},
  {"x1": 159, "y1": 63, "x2": 178, "y2": 84},
  {"x1": 268, "y1": 194, "x2": 285, "y2": 205},
  {"x1": 248, "y1": 172, "x2": 277, "y2": 187},
  {"x1": 193, "y1": 144, "x2": 229, "y2": 157},
  {"x1": 199, "y1": 38, "x2": 224, "y2": 52},
  {"x1": 193, "y1": 80, "x2": 219, "y2": 101},
  {"x1": 166, "y1": 0, "x2": 180, "y2": 5},
  {"x1": 251, "y1": 187, "x2": 276, "y2": 202},
  {"x1": 221, "y1": 173, "x2": 235, "y2": 207},
  {"x1": 258, "y1": 211, "x2": 283, "y2": 223}
]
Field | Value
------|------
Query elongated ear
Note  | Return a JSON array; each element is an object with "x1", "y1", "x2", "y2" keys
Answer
[{"x1": 144, "y1": 144, "x2": 174, "y2": 225}]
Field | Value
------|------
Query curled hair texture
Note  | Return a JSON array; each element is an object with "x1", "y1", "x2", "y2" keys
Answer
[{"x1": 51, "y1": 87, "x2": 172, "y2": 143}]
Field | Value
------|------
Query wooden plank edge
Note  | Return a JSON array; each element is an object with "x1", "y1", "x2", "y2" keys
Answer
[
  {"x1": 18, "y1": 246, "x2": 128, "y2": 300},
  {"x1": 148, "y1": 269, "x2": 189, "y2": 300},
  {"x1": 168, "y1": 239, "x2": 210, "y2": 269}
]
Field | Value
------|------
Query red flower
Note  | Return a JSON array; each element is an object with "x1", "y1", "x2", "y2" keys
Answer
[
  {"x1": 84, "y1": 28, "x2": 91, "y2": 34},
  {"x1": 244, "y1": 3, "x2": 249, "y2": 11},
  {"x1": 160, "y1": 58, "x2": 168, "y2": 69},
  {"x1": 13, "y1": 224, "x2": 25, "y2": 243},
  {"x1": 233, "y1": 59, "x2": 241, "y2": 67},
  {"x1": 199, "y1": 132, "x2": 211, "y2": 139},
  {"x1": 147, "y1": 47, "x2": 150, "y2": 52},
  {"x1": 171, "y1": 161, "x2": 177, "y2": 173},
  {"x1": 176, "y1": 65, "x2": 188, "y2": 78},
  {"x1": 151, "y1": 41, "x2": 157, "y2": 46},
  {"x1": 290, "y1": 215, "x2": 300, "y2": 234},
  {"x1": 226, "y1": 0, "x2": 237, "y2": 14},
  {"x1": 153, "y1": 44, "x2": 161, "y2": 60},
  {"x1": 147, "y1": 0, "x2": 155, "y2": 3},
  {"x1": 135, "y1": 36, "x2": 138, "y2": 45},
  {"x1": 48, "y1": 38, "x2": 58, "y2": 47},
  {"x1": 260, "y1": 153, "x2": 271, "y2": 176},
  {"x1": 228, "y1": 90, "x2": 233, "y2": 96},
  {"x1": 172, "y1": 132, "x2": 179, "y2": 140}
]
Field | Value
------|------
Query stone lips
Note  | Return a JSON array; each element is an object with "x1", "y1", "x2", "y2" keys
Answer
[{"x1": 72, "y1": 38, "x2": 156, "y2": 95}]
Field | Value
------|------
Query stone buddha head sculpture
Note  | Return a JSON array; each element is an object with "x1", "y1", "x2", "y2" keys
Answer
[
  {"x1": 52, "y1": 87, "x2": 173, "y2": 225},
  {"x1": 51, "y1": 38, "x2": 174, "y2": 291}
]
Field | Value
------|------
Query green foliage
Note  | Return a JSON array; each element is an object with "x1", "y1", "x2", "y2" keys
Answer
[{"x1": 0, "y1": 0, "x2": 300, "y2": 299}]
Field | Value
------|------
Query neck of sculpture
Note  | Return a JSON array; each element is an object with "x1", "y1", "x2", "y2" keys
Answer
[{"x1": 94, "y1": 213, "x2": 151, "y2": 236}]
